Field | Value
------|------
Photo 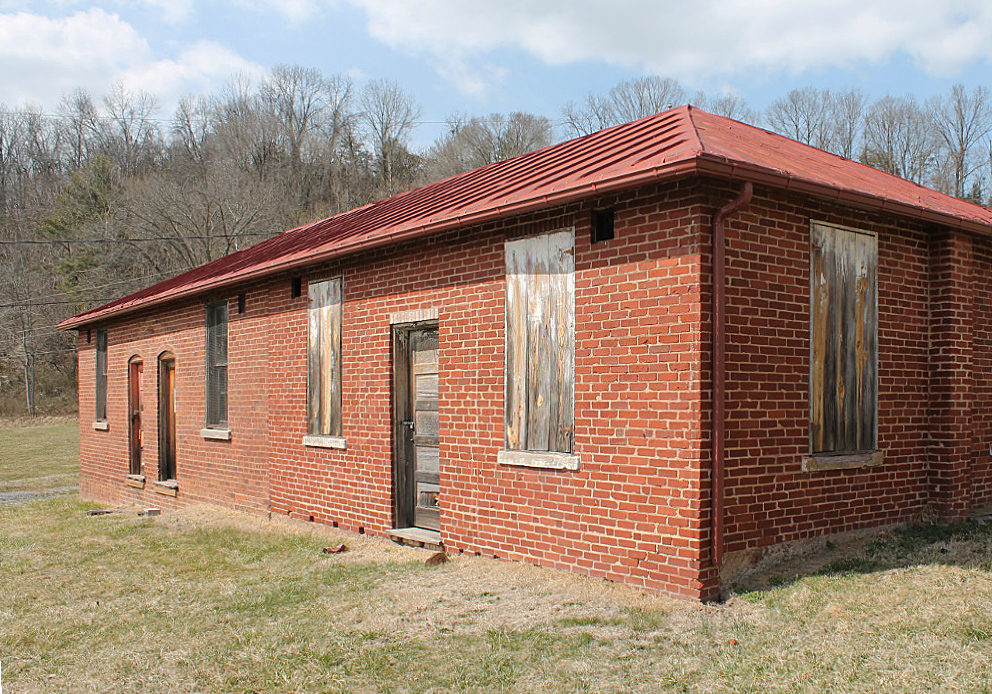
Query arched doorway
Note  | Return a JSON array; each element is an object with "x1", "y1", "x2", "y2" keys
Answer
[
  {"x1": 127, "y1": 357, "x2": 143, "y2": 476},
  {"x1": 158, "y1": 353, "x2": 177, "y2": 481}
]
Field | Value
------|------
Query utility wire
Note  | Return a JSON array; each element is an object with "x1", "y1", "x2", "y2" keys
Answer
[
  {"x1": 0, "y1": 233, "x2": 274, "y2": 245},
  {"x1": 0, "y1": 347, "x2": 77, "y2": 358},
  {"x1": 5, "y1": 109, "x2": 568, "y2": 128},
  {"x1": 0, "y1": 298, "x2": 114, "y2": 309}
]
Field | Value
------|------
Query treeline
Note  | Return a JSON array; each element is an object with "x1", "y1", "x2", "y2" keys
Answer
[{"x1": 2, "y1": 68, "x2": 991, "y2": 415}]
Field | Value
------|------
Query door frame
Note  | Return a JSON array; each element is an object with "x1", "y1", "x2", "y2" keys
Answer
[
  {"x1": 157, "y1": 352, "x2": 177, "y2": 481},
  {"x1": 391, "y1": 320, "x2": 439, "y2": 529},
  {"x1": 127, "y1": 357, "x2": 143, "y2": 476}
]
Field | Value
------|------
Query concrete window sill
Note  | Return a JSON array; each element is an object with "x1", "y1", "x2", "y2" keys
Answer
[
  {"x1": 93, "y1": 420, "x2": 109, "y2": 431},
  {"x1": 201, "y1": 428, "x2": 232, "y2": 441},
  {"x1": 303, "y1": 435, "x2": 347, "y2": 450},
  {"x1": 153, "y1": 480, "x2": 178, "y2": 497},
  {"x1": 804, "y1": 451, "x2": 883, "y2": 472},
  {"x1": 125, "y1": 474, "x2": 146, "y2": 489},
  {"x1": 498, "y1": 449, "x2": 579, "y2": 471}
]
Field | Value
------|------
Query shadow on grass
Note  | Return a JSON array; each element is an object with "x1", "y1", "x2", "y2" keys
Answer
[{"x1": 732, "y1": 517, "x2": 992, "y2": 597}]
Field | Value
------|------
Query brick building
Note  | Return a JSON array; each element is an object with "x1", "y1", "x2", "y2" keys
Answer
[{"x1": 60, "y1": 106, "x2": 992, "y2": 600}]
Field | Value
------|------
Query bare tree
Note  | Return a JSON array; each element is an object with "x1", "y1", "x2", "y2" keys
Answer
[
  {"x1": 691, "y1": 92, "x2": 759, "y2": 124},
  {"x1": 425, "y1": 112, "x2": 555, "y2": 180},
  {"x1": 360, "y1": 79, "x2": 422, "y2": 197},
  {"x1": 172, "y1": 95, "x2": 216, "y2": 165},
  {"x1": 608, "y1": 77, "x2": 686, "y2": 123},
  {"x1": 861, "y1": 95, "x2": 937, "y2": 184},
  {"x1": 766, "y1": 87, "x2": 835, "y2": 150},
  {"x1": 829, "y1": 89, "x2": 867, "y2": 159},
  {"x1": 57, "y1": 88, "x2": 101, "y2": 170},
  {"x1": 562, "y1": 76, "x2": 687, "y2": 137},
  {"x1": 101, "y1": 82, "x2": 161, "y2": 177},
  {"x1": 928, "y1": 84, "x2": 992, "y2": 199}
]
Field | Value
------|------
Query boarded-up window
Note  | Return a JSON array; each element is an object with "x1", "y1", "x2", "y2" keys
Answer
[
  {"x1": 810, "y1": 222, "x2": 878, "y2": 454},
  {"x1": 505, "y1": 229, "x2": 575, "y2": 453},
  {"x1": 307, "y1": 277, "x2": 343, "y2": 437},
  {"x1": 205, "y1": 301, "x2": 228, "y2": 428},
  {"x1": 95, "y1": 329, "x2": 108, "y2": 421}
]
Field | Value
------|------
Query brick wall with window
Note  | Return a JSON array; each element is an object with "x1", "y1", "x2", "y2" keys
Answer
[
  {"x1": 76, "y1": 293, "x2": 271, "y2": 514},
  {"x1": 716, "y1": 181, "x2": 938, "y2": 566},
  {"x1": 74, "y1": 176, "x2": 992, "y2": 600}
]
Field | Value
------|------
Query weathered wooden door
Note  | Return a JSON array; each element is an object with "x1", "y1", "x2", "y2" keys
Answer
[
  {"x1": 128, "y1": 359, "x2": 143, "y2": 476},
  {"x1": 158, "y1": 355, "x2": 177, "y2": 481},
  {"x1": 394, "y1": 325, "x2": 440, "y2": 531}
]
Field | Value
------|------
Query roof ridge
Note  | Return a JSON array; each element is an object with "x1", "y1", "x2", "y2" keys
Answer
[{"x1": 682, "y1": 104, "x2": 707, "y2": 158}]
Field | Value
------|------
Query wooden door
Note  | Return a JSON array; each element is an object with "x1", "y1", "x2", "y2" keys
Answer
[
  {"x1": 128, "y1": 359, "x2": 143, "y2": 475},
  {"x1": 158, "y1": 355, "x2": 177, "y2": 481},
  {"x1": 394, "y1": 325, "x2": 440, "y2": 530}
]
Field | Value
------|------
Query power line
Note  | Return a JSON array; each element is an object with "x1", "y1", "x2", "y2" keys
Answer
[
  {"x1": 0, "y1": 347, "x2": 77, "y2": 359},
  {"x1": 0, "y1": 233, "x2": 274, "y2": 245},
  {"x1": 0, "y1": 298, "x2": 114, "y2": 309},
  {"x1": 4, "y1": 108, "x2": 566, "y2": 129}
]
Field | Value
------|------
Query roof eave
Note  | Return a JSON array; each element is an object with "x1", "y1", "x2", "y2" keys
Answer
[{"x1": 58, "y1": 155, "x2": 992, "y2": 331}]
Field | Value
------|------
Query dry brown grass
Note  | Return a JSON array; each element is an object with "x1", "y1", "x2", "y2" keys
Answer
[{"x1": 2, "y1": 495, "x2": 992, "y2": 693}]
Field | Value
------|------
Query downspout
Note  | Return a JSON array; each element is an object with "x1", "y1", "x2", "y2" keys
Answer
[{"x1": 711, "y1": 182, "x2": 753, "y2": 568}]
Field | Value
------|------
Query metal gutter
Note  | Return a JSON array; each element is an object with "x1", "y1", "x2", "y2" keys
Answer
[{"x1": 710, "y1": 182, "x2": 753, "y2": 569}]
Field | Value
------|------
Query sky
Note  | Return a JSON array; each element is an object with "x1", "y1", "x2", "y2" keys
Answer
[{"x1": 4, "y1": 0, "x2": 992, "y2": 148}]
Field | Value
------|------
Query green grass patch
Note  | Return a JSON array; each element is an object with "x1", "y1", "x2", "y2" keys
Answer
[
  {"x1": 2, "y1": 497, "x2": 992, "y2": 692},
  {"x1": 0, "y1": 422, "x2": 79, "y2": 492}
]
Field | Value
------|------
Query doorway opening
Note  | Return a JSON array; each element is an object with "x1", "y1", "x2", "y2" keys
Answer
[
  {"x1": 158, "y1": 353, "x2": 177, "y2": 481},
  {"x1": 127, "y1": 357, "x2": 143, "y2": 476},
  {"x1": 391, "y1": 323, "x2": 440, "y2": 534}
]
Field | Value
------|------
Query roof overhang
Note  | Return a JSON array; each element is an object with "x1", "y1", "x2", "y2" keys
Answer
[{"x1": 57, "y1": 153, "x2": 992, "y2": 331}]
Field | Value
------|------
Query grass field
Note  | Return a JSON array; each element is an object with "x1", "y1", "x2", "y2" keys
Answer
[
  {"x1": 1, "y1": 424, "x2": 992, "y2": 692},
  {"x1": 0, "y1": 419, "x2": 78, "y2": 493}
]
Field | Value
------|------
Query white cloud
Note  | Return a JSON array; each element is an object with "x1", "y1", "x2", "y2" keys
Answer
[
  {"x1": 0, "y1": 8, "x2": 151, "y2": 107},
  {"x1": 0, "y1": 8, "x2": 262, "y2": 113},
  {"x1": 121, "y1": 41, "x2": 264, "y2": 113},
  {"x1": 233, "y1": 0, "x2": 329, "y2": 23},
  {"x1": 349, "y1": 0, "x2": 992, "y2": 93},
  {"x1": 0, "y1": 1, "x2": 194, "y2": 24},
  {"x1": 137, "y1": 0, "x2": 194, "y2": 24}
]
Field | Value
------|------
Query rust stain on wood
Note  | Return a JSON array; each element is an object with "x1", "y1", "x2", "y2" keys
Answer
[
  {"x1": 308, "y1": 277, "x2": 343, "y2": 437},
  {"x1": 810, "y1": 223, "x2": 877, "y2": 455},
  {"x1": 505, "y1": 229, "x2": 574, "y2": 454}
]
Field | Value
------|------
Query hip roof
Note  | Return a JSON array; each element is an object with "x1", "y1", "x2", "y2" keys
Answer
[{"x1": 60, "y1": 104, "x2": 992, "y2": 329}]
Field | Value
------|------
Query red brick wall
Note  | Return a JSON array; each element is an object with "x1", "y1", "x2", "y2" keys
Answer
[
  {"x1": 75, "y1": 175, "x2": 992, "y2": 600},
  {"x1": 969, "y1": 236, "x2": 992, "y2": 510},
  {"x1": 715, "y1": 182, "x2": 992, "y2": 562},
  {"x1": 77, "y1": 179, "x2": 716, "y2": 599},
  {"x1": 76, "y1": 292, "x2": 270, "y2": 514}
]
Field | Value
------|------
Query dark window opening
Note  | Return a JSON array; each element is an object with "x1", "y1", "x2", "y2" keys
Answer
[
  {"x1": 86, "y1": 329, "x2": 92, "y2": 344},
  {"x1": 237, "y1": 293, "x2": 246, "y2": 314},
  {"x1": 95, "y1": 329, "x2": 108, "y2": 421},
  {"x1": 205, "y1": 301, "x2": 229, "y2": 428},
  {"x1": 291, "y1": 277, "x2": 302, "y2": 298},
  {"x1": 592, "y1": 208, "x2": 615, "y2": 244}
]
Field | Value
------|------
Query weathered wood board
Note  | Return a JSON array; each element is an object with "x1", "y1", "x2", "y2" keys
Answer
[
  {"x1": 307, "y1": 278, "x2": 343, "y2": 437},
  {"x1": 810, "y1": 222, "x2": 877, "y2": 454},
  {"x1": 505, "y1": 229, "x2": 575, "y2": 454}
]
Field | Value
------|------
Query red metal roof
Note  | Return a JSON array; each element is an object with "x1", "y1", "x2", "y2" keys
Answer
[{"x1": 60, "y1": 105, "x2": 992, "y2": 329}]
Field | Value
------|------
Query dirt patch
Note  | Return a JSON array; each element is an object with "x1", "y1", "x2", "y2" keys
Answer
[
  {"x1": 145, "y1": 503, "x2": 712, "y2": 636},
  {"x1": 0, "y1": 486, "x2": 78, "y2": 505}
]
